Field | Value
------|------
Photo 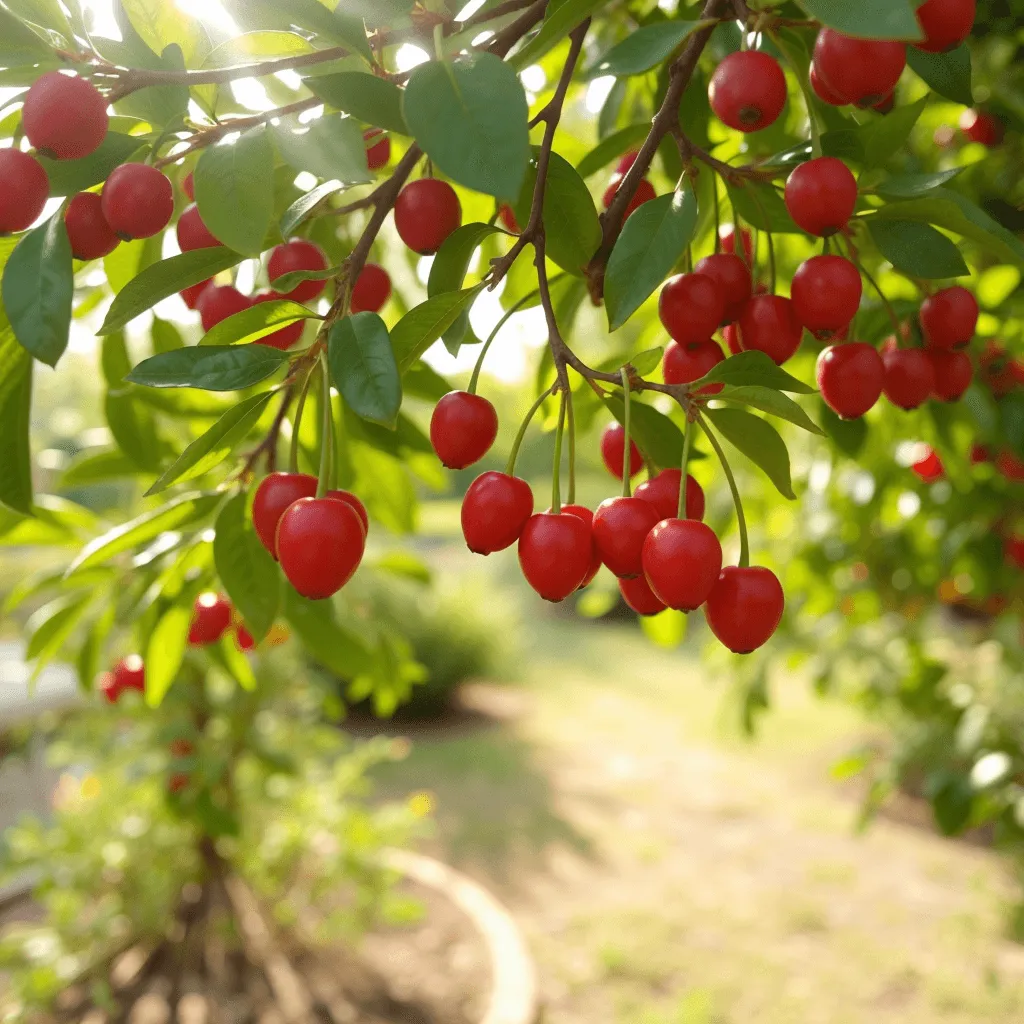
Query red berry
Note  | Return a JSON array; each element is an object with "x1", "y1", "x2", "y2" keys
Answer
[
  {"x1": 181, "y1": 278, "x2": 213, "y2": 310},
  {"x1": 959, "y1": 109, "x2": 1002, "y2": 146},
  {"x1": 978, "y1": 342, "x2": 1021, "y2": 397},
  {"x1": 365, "y1": 129, "x2": 390, "y2": 170},
  {"x1": 817, "y1": 343, "x2": 884, "y2": 419},
  {"x1": 705, "y1": 566, "x2": 785, "y2": 654},
  {"x1": 790, "y1": 255, "x2": 862, "y2": 336},
  {"x1": 809, "y1": 62, "x2": 846, "y2": 106},
  {"x1": 882, "y1": 348, "x2": 936, "y2": 410},
  {"x1": 619, "y1": 575, "x2": 667, "y2": 617},
  {"x1": 970, "y1": 443, "x2": 990, "y2": 465},
  {"x1": 461, "y1": 472, "x2": 534, "y2": 554},
  {"x1": 693, "y1": 254, "x2": 752, "y2": 323},
  {"x1": 99, "y1": 671, "x2": 120, "y2": 703},
  {"x1": 663, "y1": 339, "x2": 725, "y2": 394},
  {"x1": 268, "y1": 239, "x2": 328, "y2": 303},
  {"x1": 919, "y1": 286, "x2": 978, "y2": 349},
  {"x1": 0, "y1": 149, "x2": 48, "y2": 234},
  {"x1": 812, "y1": 30, "x2": 906, "y2": 107},
  {"x1": 518, "y1": 512, "x2": 594, "y2": 602},
  {"x1": 101, "y1": 163, "x2": 173, "y2": 240},
  {"x1": 253, "y1": 472, "x2": 318, "y2": 559},
  {"x1": 23, "y1": 72, "x2": 108, "y2": 160},
  {"x1": 277, "y1": 497, "x2": 365, "y2": 599},
  {"x1": 915, "y1": 0, "x2": 976, "y2": 53},
  {"x1": 720, "y1": 225, "x2": 754, "y2": 264},
  {"x1": 616, "y1": 151, "x2": 640, "y2": 174},
  {"x1": 723, "y1": 323, "x2": 742, "y2": 355},
  {"x1": 176, "y1": 203, "x2": 220, "y2": 252},
  {"x1": 592, "y1": 496, "x2": 660, "y2": 579},
  {"x1": 560, "y1": 503, "x2": 601, "y2": 588},
  {"x1": 197, "y1": 285, "x2": 251, "y2": 332},
  {"x1": 659, "y1": 272, "x2": 726, "y2": 344},
  {"x1": 912, "y1": 447, "x2": 945, "y2": 482},
  {"x1": 708, "y1": 51, "x2": 788, "y2": 133},
  {"x1": 168, "y1": 773, "x2": 190, "y2": 794},
  {"x1": 252, "y1": 291, "x2": 304, "y2": 350},
  {"x1": 351, "y1": 263, "x2": 391, "y2": 314},
  {"x1": 600, "y1": 422, "x2": 642, "y2": 479},
  {"x1": 182, "y1": 171, "x2": 194, "y2": 200},
  {"x1": 326, "y1": 489, "x2": 369, "y2": 535},
  {"x1": 236, "y1": 625, "x2": 255, "y2": 652},
  {"x1": 642, "y1": 519, "x2": 723, "y2": 612},
  {"x1": 997, "y1": 451, "x2": 1024, "y2": 482},
  {"x1": 188, "y1": 592, "x2": 232, "y2": 646},
  {"x1": 603, "y1": 176, "x2": 656, "y2": 218},
  {"x1": 737, "y1": 295, "x2": 803, "y2": 365},
  {"x1": 395, "y1": 179, "x2": 462, "y2": 255},
  {"x1": 64, "y1": 192, "x2": 118, "y2": 260},
  {"x1": 930, "y1": 349, "x2": 973, "y2": 401},
  {"x1": 430, "y1": 391, "x2": 499, "y2": 470},
  {"x1": 113, "y1": 654, "x2": 145, "y2": 696},
  {"x1": 499, "y1": 204, "x2": 521, "y2": 233},
  {"x1": 634, "y1": 469, "x2": 705, "y2": 523},
  {"x1": 785, "y1": 157, "x2": 857, "y2": 237},
  {"x1": 1005, "y1": 535, "x2": 1024, "y2": 570}
]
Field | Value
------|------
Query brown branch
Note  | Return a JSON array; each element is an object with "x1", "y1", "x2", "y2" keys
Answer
[{"x1": 488, "y1": 0, "x2": 548, "y2": 58}]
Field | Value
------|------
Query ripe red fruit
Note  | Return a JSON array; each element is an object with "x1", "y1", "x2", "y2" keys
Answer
[
  {"x1": 197, "y1": 285, "x2": 251, "y2": 332},
  {"x1": 236, "y1": 625, "x2": 255, "y2": 652},
  {"x1": 723, "y1": 323, "x2": 742, "y2": 355},
  {"x1": 790, "y1": 255, "x2": 862, "y2": 336},
  {"x1": 817, "y1": 343, "x2": 884, "y2": 419},
  {"x1": 882, "y1": 348, "x2": 936, "y2": 410},
  {"x1": 188, "y1": 593, "x2": 232, "y2": 646},
  {"x1": 915, "y1": 0, "x2": 976, "y2": 53},
  {"x1": 959, "y1": 109, "x2": 1002, "y2": 146},
  {"x1": 182, "y1": 171, "x2": 194, "y2": 200},
  {"x1": 616, "y1": 151, "x2": 639, "y2": 174},
  {"x1": 499, "y1": 204, "x2": 521, "y2": 234},
  {"x1": 277, "y1": 497, "x2": 366, "y2": 599},
  {"x1": 970, "y1": 443, "x2": 990, "y2": 465},
  {"x1": 253, "y1": 472, "x2": 318, "y2": 559},
  {"x1": 113, "y1": 655, "x2": 145, "y2": 696},
  {"x1": 642, "y1": 519, "x2": 723, "y2": 612},
  {"x1": 930, "y1": 349, "x2": 973, "y2": 401},
  {"x1": 600, "y1": 422, "x2": 642, "y2": 479},
  {"x1": 663, "y1": 339, "x2": 725, "y2": 394},
  {"x1": 720, "y1": 225, "x2": 754, "y2": 264},
  {"x1": 395, "y1": 179, "x2": 462, "y2": 255},
  {"x1": 708, "y1": 50, "x2": 788, "y2": 133},
  {"x1": 518, "y1": 512, "x2": 594, "y2": 602},
  {"x1": 268, "y1": 239, "x2": 328, "y2": 303},
  {"x1": 705, "y1": 566, "x2": 785, "y2": 654},
  {"x1": 619, "y1": 575, "x2": 667, "y2": 617},
  {"x1": 603, "y1": 176, "x2": 657, "y2": 218},
  {"x1": 693, "y1": 254, "x2": 752, "y2": 323},
  {"x1": 462, "y1": 472, "x2": 534, "y2": 554},
  {"x1": 912, "y1": 447, "x2": 944, "y2": 482},
  {"x1": 252, "y1": 292, "x2": 304, "y2": 350},
  {"x1": 737, "y1": 295, "x2": 803, "y2": 365},
  {"x1": 430, "y1": 391, "x2": 499, "y2": 470},
  {"x1": 812, "y1": 30, "x2": 906, "y2": 107},
  {"x1": 351, "y1": 263, "x2": 391, "y2": 314},
  {"x1": 181, "y1": 278, "x2": 212, "y2": 310},
  {"x1": 365, "y1": 129, "x2": 390, "y2": 170},
  {"x1": 560, "y1": 504, "x2": 601, "y2": 588},
  {"x1": 634, "y1": 469, "x2": 705, "y2": 522},
  {"x1": 592, "y1": 496, "x2": 660, "y2": 579},
  {"x1": 919, "y1": 286, "x2": 978, "y2": 349},
  {"x1": 176, "y1": 203, "x2": 220, "y2": 252},
  {"x1": 997, "y1": 451, "x2": 1024, "y2": 482},
  {"x1": 809, "y1": 62, "x2": 846, "y2": 106},
  {"x1": 659, "y1": 272, "x2": 726, "y2": 345},
  {"x1": 0, "y1": 149, "x2": 48, "y2": 234},
  {"x1": 326, "y1": 489, "x2": 369, "y2": 535},
  {"x1": 101, "y1": 163, "x2": 173, "y2": 240},
  {"x1": 168, "y1": 773, "x2": 190, "y2": 795},
  {"x1": 64, "y1": 192, "x2": 119, "y2": 260},
  {"x1": 22, "y1": 72, "x2": 108, "y2": 160},
  {"x1": 785, "y1": 157, "x2": 857, "y2": 237}
]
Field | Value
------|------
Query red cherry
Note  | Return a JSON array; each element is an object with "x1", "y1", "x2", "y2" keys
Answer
[
  {"x1": 101, "y1": 163, "x2": 173, "y2": 240},
  {"x1": 461, "y1": 472, "x2": 534, "y2": 554},
  {"x1": 723, "y1": 323, "x2": 742, "y2": 355},
  {"x1": 959, "y1": 109, "x2": 1002, "y2": 146},
  {"x1": 113, "y1": 654, "x2": 145, "y2": 696},
  {"x1": 268, "y1": 239, "x2": 328, "y2": 303},
  {"x1": 663, "y1": 339, "x2": 725, "y2": 394},
  {"x1": 812, "y1": 30, "x2": 906, "y2": 107},
  {"x1": 592, "y1": 496, "x2": 660, "y2": 579},
  {"x1": 188, "y1": 592, "x2": 233, "y2": 646},
  {"x1": 181, "y1": 278, "x2": 213, "y2": 310},
  {"x1": 970, "y1": 443, "x2": 990, "y2": 465},
  {"x1": 912, "y1": 447, "x2": 945, "y2": 482},
  {"x1": 997, "y1": 451, "x2": 1024, "y2": 482},
  {"x1": 430, "y1": 391, "x2": 499, "y2": 470},
  {"x1": 395, "y1": 179, "x2": 462, "y2": 255},
  {"x1": 705, "y1": 566, "x2": 785, "y2": 654},
  {"x1": 252, "y1": 472, "x2": 318, "y2": 559},
  {"x1": 708, "y1": 50, "x2": 788, "y2": 133},
  {"x1": 560, "y1": 504, "x2": 601, "y2": 588},
  {"x1": 600, "y1": 422, "x2": 643, "y2": 479},
  {"x1": 351, "y1": 263, "x2": 391, "y2": 314},
  {"x1": 252, "y1": 291, "x2": 304, "y2": 350},
  {"x1": 978, "y1": 341, "x2": 1021, "y2": 396},
  {"x1": 0, "y1": 149, "x2": 48, "y2": 234},
  {"x1": 182, "y1": 171, "x2": 194, "y2": 200},
  {"x1": 619, "y1": 575, "x2": 667, "y2": 617},
  {"x1": 693, "y1": 254, "x2": 752, "y2": 323},
  {"x1": 616, "y1": 151, "x2": 640, "y2": 174},
  {"x1": 197, "y1": 284, "x2": 251, "y2": 332},
  {"x1": 176, "y1": 203, "x2": 220, "y2": 252},
  {"x1": 659, "y1": 272, "x2": 726, "y2": 344},
  {"x1": 518, "y1": 512, "x2": 594, "y2": 602},
  {"x1": 236, "y1": 625, "x2": 255, "y2": 652},
  {"x1": 23, "y1": 71, "x2": 108, "y2": 160},
  {"x1": 919, "y1": 286, "x2": 978, "y2": 349},
  {"x1": 915, "y1": 0, "x2": 976, "y2": 53},
  {"x1": 499, "y1": 204, "x2": 521, "y2": 233},
  {"x1": 817, "y1": 343, "x2": 884, "y2": 419},
  {"x1": 99, "y1": 671, "x2": 120, "y2": 703},
  {"x1": 785, "y1": 157, "x2": 857, "y2": 237},
  {"x1": 603, "y1": 176, "x2": 657, "y2": 218},
  {"x1": 365, "y1": 129, "x2": 390, "y2": 170},
  {"x1": 326, "y1": 489, "x2": 369, "y2": 535},
  {"x1": 930, "y1": 349, "x2": 973, "y2": 401},
  {"x1": 277, "y1": 497, "x2": 365, "y2": 599},
  {"x1": 720, "y1": 225, "x2": 754, "y2": 264},
  {"x1": 634, "y1": 469, "x2": 705, "y2": 523},
  {"x1": 737, "y1": 295, "x2": 803, "y2": 365},
  {"x1": 882, "y1": 348, "x2": 936, "y2": 410},
  {"x1": 790, "y1": 255, "x2": 862, "y2": 336},
  {"x1": 64, "y1": 192, "x2": 119, "y2": 260},
  {"x1": 642, "y1": 519, "x2": 723, "y2": 612},
  {"x1": 809, "y1": 62, "x2": 846, "y2": 106}
]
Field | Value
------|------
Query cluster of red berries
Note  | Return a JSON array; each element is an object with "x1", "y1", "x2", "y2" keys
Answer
[{"x1": 602, "y1": 151, "x2": 657, "y2": 219}]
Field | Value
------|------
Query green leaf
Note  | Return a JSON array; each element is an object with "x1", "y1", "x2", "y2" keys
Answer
[
  {"x1": 2, "y1": 213, "x2": 74, "y2": 367},
  {"x1": 403, "y1": 53, "x2": 529, "y2": 201},
  {"x1": 106, "y1": 39, "x2": 190, "y2": 127},
  {"x1": 200, "y1": 299, "x2": 321, "y2": 347},
  {"x1": 37, "y1": 133, "x2": 147, "y2": 197},
  {"x1": 306, "y1": 72, "x2": 407, "y2": 134},
  {"x1": 126, "y1": 344, "x2": 289, "y2": 391},
  {"x1": 336, "y1": 0, "x2": 413, "y2": 24},
  {"x1": 0, "y1": 6, "x2": 54, "y2": 63},
  {"x1": 392, "y1": 288, "x2": 480, "y2": 371},
  {"x1": 725, "y1": 179, "x2": 799, "y2": 234},
  {"x1": 121, "y1": 0, "x2": 209, "y2": 65},
  {"x1": 714, "y1": 385, "x2": 825, "y2": 435},
  {"x1": 272, "y1": 113, "x2": 370, "y2": 185},
  {"x1": 5, "y1": 0, "x2": 71, "y2": 35},
  {"x1": 703, "y1": 407, "x2": 795, "y2": 500},
  {"x1": 0, "y1": 319, "x2": 33, "y2": 514},
  {"x1": 694, "y1": 350, "x2": 815, "y2": 394},
  {"x1": 269, "y1": 264, "x2": 340, "y2": 295},
  {"x1": 860, "y1": 95, "x2": 928, "y2": 168},
  {"x1": 284, "y1": 587, "x2": 373, "y2": 679},
  {"x1": 61, "y1": 448, "x2": 143, "y2": 487},
  {"x1": 873, "y1": 168, "x2": 962, "y2": 199},
  {"x1": 145, "y1": 604, "x2": 191, "y2": 706},
  {"x1": 605, "y1": 187, "x2": 699, "y2": 331},
  {"x1": 796, "y1": 0, "x2": 921, "y2": 40},
  {"x1": 105, "y1": 391, "x2": 164, "y2": 471},
  {"x1": 201, "y1": 29, "x2": 313, "y2": 67},
  {"x1": 194, "y1": 127, "x2": 275, "y2": 256},
  {"x1": 222, "y1": 0, "x2": 371, "y2": 57},
  {"x1": 585, "y1": 19, "x2": 713, "y2": 78},
  {"x1": 329, "y1": 313, "x2": 401, "y2": 427},
  {"x1": 906, "y1": 44, "x2": 973, "y2": 106},
  {"x1": 575, "y1": 124, "x2": 650, "y2": 179},
  {"x1": 26, "y1": 594, "x2": 93, "y2": 677},
  {"x1": 280, "y1": 181, "x2": 354, "y2": 236},
  {"x1": 866, "y1": 219, "x2": 968, "y2": 279},
  {"x1": 510, "y1": 0, "x2": 611, "y2": 70},
  {"x1": 213, "y1": 492, "x2": 279, "y2": 642},
  {"x1": 603, "y1": 394, "x2": 684, "y2": 472},
  {"x1": 630, "y1": 347, "x2": 664, "y2": 376}
]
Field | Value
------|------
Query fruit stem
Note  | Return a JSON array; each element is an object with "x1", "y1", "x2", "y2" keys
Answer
[
  {"x1": 620, "y1": 368, "x2": 632, "y2": 499},
  {"x1": 289, "y1": 364, "x2": 315, "y2": 474},
  {"x1": 505, "y1": 387, "x2": 554, "y2": 476},
  {"x1": 315, "y1": 353, "x2": 332, "y2": 499},
  {"x1": 745, "y1": 187, "x2": 775, "y2": 293},
  {"x1": 771, "y1": 29, "x2": 822, "y2": 159},
  {"x1": 845, "y1": 241, "x2": 902, "y2": 339},
  {"x1": 566, "y1": 385, "x2": 577, "y2": 505},
  {"x1": 551, "y1": 391, "x2": 567, "y2": 514},
  {"x1": 697, "y1": 413, "x2": 749, "y2": 568},
  {"x1": 677, "y1": 412, "x2": 694, "y2": 520}
]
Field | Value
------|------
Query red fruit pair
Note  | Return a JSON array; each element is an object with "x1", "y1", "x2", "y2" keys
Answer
[
  {"x1": 812, "y1": 29, "x2": 906, "y2": 108},
  {"x1": 659, "y1": 272, "x2": 726, "y2": 344},
  {"x1": 65, "y1": 192, "x2": 119, "y2": 260},
  {"x1": 518, "y1": 511, "x2": 593, "y2": 602},
  {"x1": 462, "y1": 472, "x2": 534, "y2": 554},
  {"x1": 662, "y1": 339, "x2": 725, "y2": 393},
  {"x1": 188, "y1": 593, "x2": 233, "y2": 646},
  {"x1": 705, "y1": 567, "x2": 785, "y2": 654},
  {"x1": 102, "y1": 163, "x2": 174, "y2": 240},
  {"x1": 915, "y1": 0, "x2": 976, "y2": 54},
  {"x1": 395, "y1": 178, "x2": 462, "y2": 255},
  {"x1": 351, "y1": 263, "x2": 391, "y2": 314},
  {"x1": 268, "y1": 239, "x2": 328, "y2": 303},
  {"x1": 277, "y1": 495, "x2": 366, "y2": 600},
  {"x1": 737, "y1": 295, "x2": 803, "y2": 365},
  {"x1": 959, "y1": 109, "x2": 1002, "y2": 146},
  {"x1": 817, "y1": 343, "x2": 884, "y2": 420},
  {"x1": 708, "y1": 51, "x2": 787, "y2": 133},
  {"x1": 603, "y1": 176, "x2": 657, "y2": 218},
  {"x1": 642, "y1": 519, "x2": 723, "y2": 612},
  {"x1": 785, "y1": 158, "x2": 858, "y2": 237},
  {"x1": 431, "y1": 391, "x2": 499, "y2": 470},
  {"x1": 197, "y1": 284, "x2": 250, "y2": 332},
  {"x1": 693, "y1": 254, "x2": 752, "y2": 323},
  {"x1": 600, "y1": 422, "x2": 642, "y2": 479},
  {"x1": 101, "y1": 654, "x2": 146, "y2": 703},
  {"x1": 0, "y1": 149, "x2": 49, "y2": 234},
  {"x1": 919, "y1": 287, "x2": 978, "y2": 349},
  {"x1": 791, "y1": 255, "x2": 861, "y2": 337},
  {"x1": 883, "y1": 348, "x2": 935, "y2": 410},
  {"x1": 634, "y1": 469, "x2": 705, "y2": 522},
  {"x1": 23, "y1": 71, "x2": 108, "y2": 160},
  {"x1": 592, "y1": 496, "x2": 660, "y2": 579}
]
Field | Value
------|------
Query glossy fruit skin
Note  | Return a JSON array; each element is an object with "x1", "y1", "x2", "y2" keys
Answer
[
  {"x1": 365, "y1": 130, "x2": 390, "y2": 170},
  {"x1": 252, "y1": 472, "x2": 318, "y2": 559},
  {"x1": 705, "y1": 566, "x2": 785, "y2": 654},
  {"x1": 790, "y1": 255, "x2": 862, "y2": 336},
  {"x1": 252, "y1": 292, "x2": 304, "y2": 350},
  {"x1": 326, "y1": 489, "x2": 369, "y2": 535},
  {"x1": 882, "y1": 348, "x2": 936, "y2": 410},
  {"x1": 817, "y1": 343, "x2": 884, "y2": 419},
  {"x1": 619, "y1": 575, "x2": 666, "y2": 617},
  {"x1": 0, "y1": 150, "x2": 48, "y2": 234},
  {"x1": 919, "y1": 286, "x2": 978, "y2": 349},
  {"x1": 659, "y1": 272, "x2": 726, "y2": 344},
  {"x1": 642, "y1": 519, "x2": 723, "y2": 612},
  {"x1": 518, "y1": 512, "x2": 594, "y2": 602},
  {"x1": 693, "y1": 254, "x2": 752, "y2": 323},
  {"x1": 912, "y1": 447, "x2": 944, "y2": 482},
  {"x1": 592, "y1": 496, "x2": 660, "y2": 579},
  {"x1": 277, "y1": 497, "x2": 366, "y2": 600},
  {"x1": 112, "y1": 655, "x2": 145, "y2": 698},
  {"x1": 560, "y1": 504, "x2": 601, "y2": 588},
  {"x1": 634, "y1": 470, "x2": 705, "y2": 523},
  {"x1": 915, "y1": 0, "x2": 976, "y2": 53},
  {"x1": 268, "y1": 239, "x2": 328, "y2": 302},
  {"x1": 430, "y1": 391, "x2": 499, "y2": 470},
  {"x1": 197, "y1": 285, "x2": 251, "y2": 332},
  {"x1": 959, "y1": 109, "x2": 1002, "y2": 146},
  {"x1": 720, "y1": 225, "x2": 753, "y2": 264},
  {"x1": 785, "y1": 157, "x2": 858, "y2": 237},
  {"x1": 663, "y1": 340, "x2": 725, "y2": 394},
  {"x1": 23, "y1": 72, "x2": 108, "y2": 160},
  {"x1": 930, "y1": 349, "x2": 973, "y2": 401},
  {"x1": 188, "y1": 593, "x2": 232, "y2": 646},
  {"x1": 499, "y1": 204, "x2": 521, "y2": 233},
  {"x1": 101, "y1": 164, "x2": 173, "y2": 240},
  {"x1": 176, "y1": 203, "x2": 220, "y2": 251},
  {"x1": 708, "y1": 51, "x2": 788, "y2": 133},
  {"x1": 603, "y1": 177, "x2": 656, "y2": 217},
  {"x1": 182, "y1": 171, "x2": 194, "y2": 199},
  {"x1": 462, "y1": 472, "x2": 534, "y2": 554},
  {"x1": 737, "y1": 295, "x2": 804, "y2": 365},
  {"x1": 65, "y1": 192, "x2": 119, "y2": 260},
  {"x1": 181, "y1": 278, "x2": 212, "y2": 310},
  {"x1": 351, "y1": 263, "x2": 391, "y2": 314},
  {"x1": 395, "y1": 179, "x2": 462, "y2": 255},
  {"x1": 812, "y1": 30, "x2": 906, "y2": 107},
  {"x1": 723, "y1": 323, "x2": 742, "y2": 355},
  {"x1": 809, "y1": 62, "x2": 846, "y2": 106},
  {"x1": 600, "y1": 422, "x2": 642, "y2": 479}
]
